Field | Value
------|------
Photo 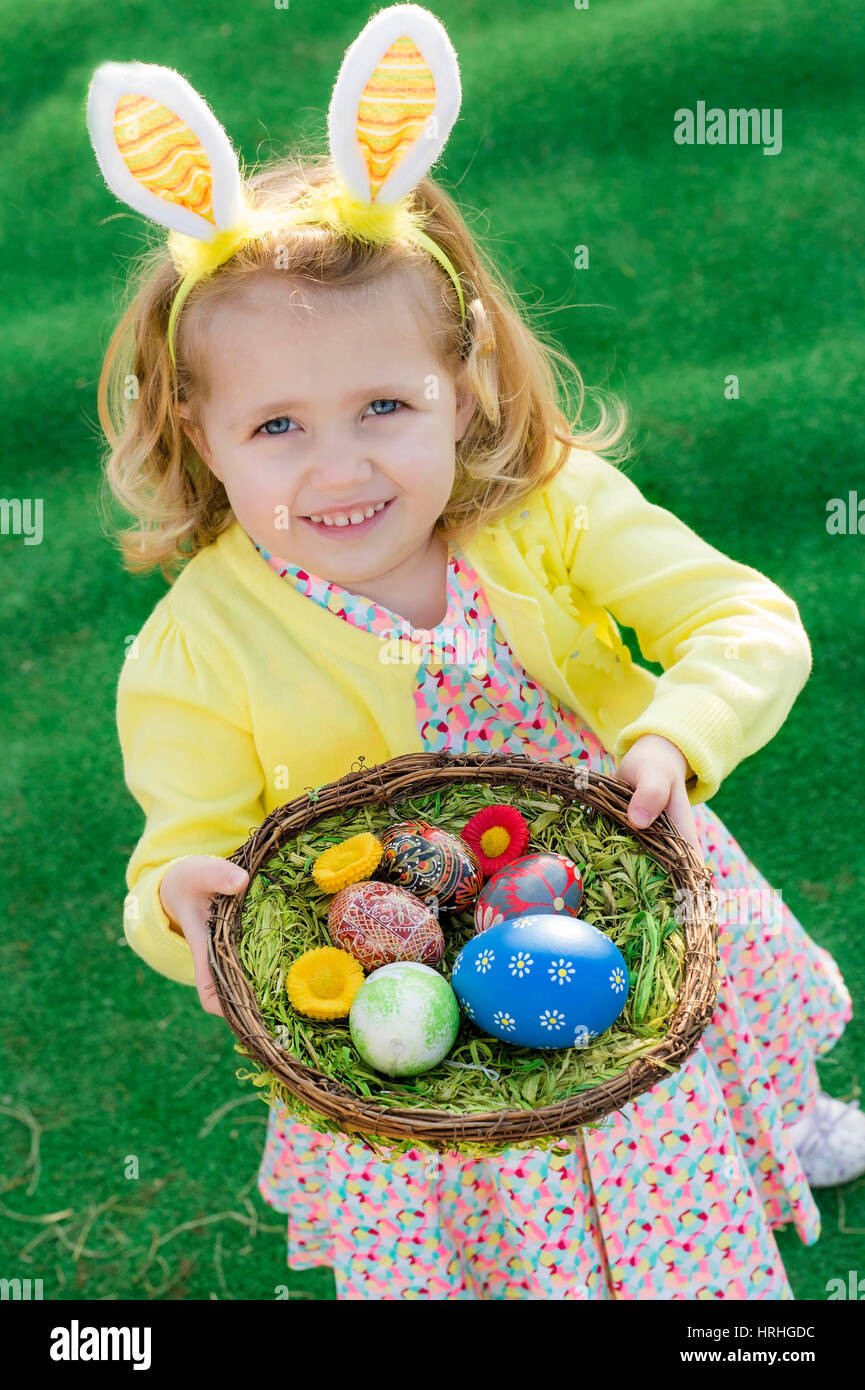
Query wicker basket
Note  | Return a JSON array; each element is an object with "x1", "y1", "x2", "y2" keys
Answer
[{"x1": 207, "y1": 751, "x2": 719, "y2": 1150}]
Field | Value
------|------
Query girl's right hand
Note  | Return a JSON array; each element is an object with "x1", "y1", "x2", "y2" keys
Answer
[{"x1": 158, "y1": 856, "x2": 250, "y2": 1016}]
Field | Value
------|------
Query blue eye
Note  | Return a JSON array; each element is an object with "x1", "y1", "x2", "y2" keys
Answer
[
  {"x1": 255, "y1": 400, "x2": 404, "y2": 436},
  {"x1": 258, "y1": 417, "x2": 294, "y2": 435}
]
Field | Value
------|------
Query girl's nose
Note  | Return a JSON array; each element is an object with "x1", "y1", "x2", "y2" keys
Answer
[{"x1": 308, "y1": 455, "x2": 375, "y2": 491}]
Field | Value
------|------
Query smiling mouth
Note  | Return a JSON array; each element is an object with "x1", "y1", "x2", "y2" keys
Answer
[{"x1": 301, "y1": 498, "x2": 394, "y2": 531}]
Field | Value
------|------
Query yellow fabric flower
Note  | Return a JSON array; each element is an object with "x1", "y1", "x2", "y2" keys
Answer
[
  {"x1": 311, "y1": 832, "x2": 383, "y2": 893},
  {"x1": 286, "y1": 946, "x2": 365, "y2": 1020}
]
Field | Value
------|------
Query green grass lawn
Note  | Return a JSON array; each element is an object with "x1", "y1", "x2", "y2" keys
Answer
[{"x1": 1, "y1": 0, "x2": 862, "y2": 1301}]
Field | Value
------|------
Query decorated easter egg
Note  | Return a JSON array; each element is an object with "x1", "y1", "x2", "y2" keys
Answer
[
  {"x1": 451, "y1": 913, "x2": 629, "y2": 1049},
  {"x1": 378, "y1": 820, "x2": 483, "y2": 911},
  {"x1": 328, "y1": 880, "x2": 444, "y2": 971},
  {"x1": 349, "y1": 962, "x2": 460, "y2": 1076},
  {"x1": 474, "y1": 852, "x2": 583, "y2": 934}
]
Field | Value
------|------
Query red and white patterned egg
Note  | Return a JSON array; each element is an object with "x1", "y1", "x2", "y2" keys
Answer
[
  {"x1": 328, "y1": 880, "x2": 445, "y2": 971},
  {"x1": 474, "y1": 852, "x2": 583, "y2": 934}
]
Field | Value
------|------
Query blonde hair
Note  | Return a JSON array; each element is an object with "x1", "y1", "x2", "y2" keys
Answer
[{"x1": 96, "y1": 155, "x2": 633, "y2": 581}]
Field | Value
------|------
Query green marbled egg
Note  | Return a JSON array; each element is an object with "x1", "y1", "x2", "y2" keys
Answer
[{"x1": 349, "y1": 962, "x2": 460, "y2": 1077}]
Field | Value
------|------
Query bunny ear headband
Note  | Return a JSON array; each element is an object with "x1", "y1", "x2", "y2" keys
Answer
[{"x1": 86, "y1": 3, "x2": 465, "y2": 367}]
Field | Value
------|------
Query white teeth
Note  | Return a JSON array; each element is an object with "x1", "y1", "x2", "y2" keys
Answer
[{"x1": 307, "y1": 500, "x2": 390, "y2": 526}]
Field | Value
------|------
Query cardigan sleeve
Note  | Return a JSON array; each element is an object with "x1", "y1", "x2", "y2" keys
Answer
[
  {"x1": 546, "y1": 449, "x2": 813, "y2": 804},
  {"x1": 116, "y1": 596, "x2": 266, "y2": 986}
]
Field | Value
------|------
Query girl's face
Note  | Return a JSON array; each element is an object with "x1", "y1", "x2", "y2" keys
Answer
[{"x1": 179, "y1": 272, "x2": 477, "y2": 590}]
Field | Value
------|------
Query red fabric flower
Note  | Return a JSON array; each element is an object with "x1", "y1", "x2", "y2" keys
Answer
[{"x1": 462, "y1": 804, "x2": 530, "y2": 876}]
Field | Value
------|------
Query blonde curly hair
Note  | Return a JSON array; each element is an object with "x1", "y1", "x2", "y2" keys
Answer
[{"x1": 95, "y1": 155, "x2": 633, "y2": 582}]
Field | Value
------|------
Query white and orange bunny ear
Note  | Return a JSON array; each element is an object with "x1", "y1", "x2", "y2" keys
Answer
[
  {"x1": 328, "y1": 3, "x2": 461, "y2": 206},
  {"x1": 86, "y1": 61, "x2": 244, "y2": 241}
]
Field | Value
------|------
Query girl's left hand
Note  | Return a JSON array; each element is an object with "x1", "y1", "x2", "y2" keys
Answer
[{"x1": 614, "y1": 733, "x2": 705, "y2": 863}]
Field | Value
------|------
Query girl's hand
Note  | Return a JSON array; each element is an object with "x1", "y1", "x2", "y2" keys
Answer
[
  {"x1": 159, "y1": 856, "x2": 250, "y2": 1016},
  {"x1": 614, "y1": 734, "x2": 705, "y2": 863}
]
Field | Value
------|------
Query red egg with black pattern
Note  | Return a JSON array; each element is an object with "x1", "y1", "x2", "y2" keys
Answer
[{"x1": 474, "y1": 853, "x2": 583, "y2": 934}]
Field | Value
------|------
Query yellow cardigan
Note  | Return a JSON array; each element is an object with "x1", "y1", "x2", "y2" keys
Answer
[{"x1": 117, "y1": 446, "x2": 812, "y2": 986}]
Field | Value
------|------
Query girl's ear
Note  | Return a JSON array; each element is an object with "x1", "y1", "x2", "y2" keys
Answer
[
  {"x1": 328, "y1": 3, "x2": 461, "y2": 206},
  {"x1": 177, "y1": 404, "x2": 212, "y2": 469},
  {"x1": 454, "y1": 382, "x2": 478, "y2": 442},
  {"x1": 86, "y1": 61, "x2": 244, "y2": 241}
]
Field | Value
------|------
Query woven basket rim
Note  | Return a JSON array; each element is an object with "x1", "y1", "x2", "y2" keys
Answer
[{"x1": 207, "y1": 751, "x2": 719, "y2": 1147}]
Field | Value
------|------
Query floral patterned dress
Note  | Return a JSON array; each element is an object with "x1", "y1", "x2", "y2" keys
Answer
[{"x1": 250, "y1": 534, "x2": 852, "y2": 1300}]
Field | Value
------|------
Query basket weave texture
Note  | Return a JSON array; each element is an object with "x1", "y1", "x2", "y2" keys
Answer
[{"x1": 207, "y1": 751, "x2": 719, "y2": 1149}]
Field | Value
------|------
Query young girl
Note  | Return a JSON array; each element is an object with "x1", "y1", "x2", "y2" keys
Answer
[{"x1": 90, "y1": 6, "x2": 861, "y2": 1300}]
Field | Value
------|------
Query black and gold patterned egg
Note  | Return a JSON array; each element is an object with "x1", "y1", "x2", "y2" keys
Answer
[{"x1": 377, "y1": 820, "x2": 483, "y2": 912}]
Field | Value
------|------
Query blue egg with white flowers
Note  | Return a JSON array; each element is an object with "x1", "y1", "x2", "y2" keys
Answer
[{"x1": 450, "y1": 913, "x2": 629, "y2": 1049}]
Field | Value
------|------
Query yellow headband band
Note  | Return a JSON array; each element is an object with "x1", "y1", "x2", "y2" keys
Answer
[{"x1": 165, "y1": 181, "x2": 467, "y2": 369}]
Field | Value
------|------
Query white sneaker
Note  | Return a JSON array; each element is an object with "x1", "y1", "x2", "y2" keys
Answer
[{"x1": 787, "y1": 1091, "x2": 865, "y2": 1188}]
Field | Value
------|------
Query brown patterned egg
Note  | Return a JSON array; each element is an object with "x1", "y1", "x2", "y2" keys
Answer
[
  {"x1": 377, "y1": 820, "x2": 483, "y2": 911},
  {"x1": 328, "y1": 880, "x2": 444, "y2": 971}
]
